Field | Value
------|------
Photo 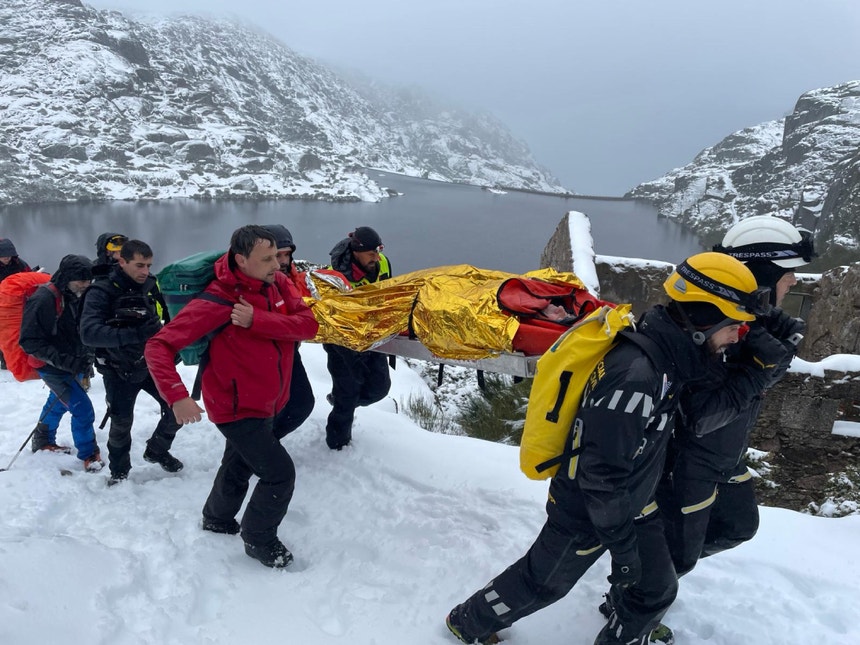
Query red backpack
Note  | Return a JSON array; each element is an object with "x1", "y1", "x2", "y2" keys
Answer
[{"x1": 0, "y1": 272, "x2": 59, "y2": 381}]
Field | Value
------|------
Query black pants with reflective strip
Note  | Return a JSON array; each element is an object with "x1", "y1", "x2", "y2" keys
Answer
[
  {"x1": 452, "y1": 513, "x2": 677, "y2": 643},
  {"x1": 658, "y1": 474, "x2": 759, "y2": 576}
]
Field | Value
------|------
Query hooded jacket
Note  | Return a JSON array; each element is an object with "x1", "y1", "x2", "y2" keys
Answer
[
  {"x1": 145, "y1": 253, "x2": 319, "y2": 424},
  {"x1": 0, "y1": 238, "x2": 31, "y2": 282},
  {"x1": 19, "y1": 254, "x2": 93, "y2": 374}
]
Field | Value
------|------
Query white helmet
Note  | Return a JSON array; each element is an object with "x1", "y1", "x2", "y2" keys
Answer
[{"x1": 714, "y1": 215, "x2": 815, "y2": 268}]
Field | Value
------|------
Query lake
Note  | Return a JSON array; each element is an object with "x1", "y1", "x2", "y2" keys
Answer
[{"x1": 0, "y1": 173, "x2": 702, "y2": 274}]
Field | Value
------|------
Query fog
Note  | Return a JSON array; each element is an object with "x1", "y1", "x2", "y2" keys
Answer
[{"x1": 88, "y1": 0, "x2": 860, "y2": 195}]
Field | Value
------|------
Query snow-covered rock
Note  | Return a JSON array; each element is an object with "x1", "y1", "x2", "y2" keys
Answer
[
  {"x1": 0, "y1": 0, "x2": 562, "y2": 206},
  {"x1": 628, "y1": 81, "x2": 860, "y2": 264}
]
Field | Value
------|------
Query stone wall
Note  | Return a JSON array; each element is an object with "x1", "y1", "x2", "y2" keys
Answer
[{"x1": 540, "y1": 213, "x2": 860, "y2": 511}]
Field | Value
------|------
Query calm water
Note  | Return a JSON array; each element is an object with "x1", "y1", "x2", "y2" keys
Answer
[{"x1": 0, "y1": 173, "x2": 702, "y2": 274}]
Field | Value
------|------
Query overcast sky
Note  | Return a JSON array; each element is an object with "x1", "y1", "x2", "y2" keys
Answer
[{"x1": 88, "y1": 0, "x2": 860, "y2": 195}]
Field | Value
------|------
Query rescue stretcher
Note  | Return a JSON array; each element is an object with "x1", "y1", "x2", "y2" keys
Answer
[{"x1": 304, "y1": 264, "x2": 611, "y2": 379}]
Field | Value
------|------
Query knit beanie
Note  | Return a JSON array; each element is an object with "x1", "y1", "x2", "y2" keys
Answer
[{"x1": 348, "y1": 226, "x2": 383, "y2": 252}]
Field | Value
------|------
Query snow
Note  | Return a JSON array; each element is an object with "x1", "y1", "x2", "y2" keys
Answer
[
  {"x1": 832, "y1": 420, "x2": 860, "y2": 438},
  {"x1": 566, "y1": 211, "x2": 599, "y2": 296},
  {"x1": 1, "y1": 343, "x2": 859, "y2": 644}
]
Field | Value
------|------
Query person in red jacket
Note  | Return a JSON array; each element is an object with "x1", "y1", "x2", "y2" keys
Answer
[{"x1": 145, "y1": 225, "x2": 319, "y2": 569}]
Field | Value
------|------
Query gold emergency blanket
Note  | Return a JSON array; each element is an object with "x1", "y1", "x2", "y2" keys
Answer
[{"x1": 307, "y1": 264, "x2": 586, "y2": 359}]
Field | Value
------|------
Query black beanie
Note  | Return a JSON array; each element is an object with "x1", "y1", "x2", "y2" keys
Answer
[
  {"x1": 0, "y1": 238, "x2": 17, "y2": 256},
  {"x1": 349, "y1": 226, "x2": 382, "y2": 252},
  {"x1": 263, "y1": 224, "x2": 296, "y2": 252}
]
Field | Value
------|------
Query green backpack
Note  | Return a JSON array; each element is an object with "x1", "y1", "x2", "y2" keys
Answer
[{"x1": 156, "y1": 249, "x2": 231, "y2": 367}]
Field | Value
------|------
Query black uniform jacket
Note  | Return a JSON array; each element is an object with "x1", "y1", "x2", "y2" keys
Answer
[
  {"x1": 79, "y1": 265, "x2": 164, "y2": 382},
  {"x1": 546, "y1": 305, "x2": 710, "y2": 563}
]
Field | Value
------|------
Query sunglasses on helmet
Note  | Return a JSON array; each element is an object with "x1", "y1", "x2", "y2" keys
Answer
[{"x1": 676, "y1": 261, "x2": 772, "y2": 317}]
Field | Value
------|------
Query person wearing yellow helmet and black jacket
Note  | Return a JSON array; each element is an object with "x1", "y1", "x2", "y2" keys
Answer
[
  {"x1": 446, "y1": 252, "x2": 792, "y2": 645},
  {"x1": 655, "y1": 216, "x2": 814, "y2": 583}
]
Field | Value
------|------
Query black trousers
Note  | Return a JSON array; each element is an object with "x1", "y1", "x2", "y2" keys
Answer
[
  {"x1": 102, "y1": 370, "x2": 181, "y2": 477},
  {"x1": 202, "y1": 416, "x2": 296, "y2": 547},
  {"x1": 323, "y1": 343, "x2": 391, "y2": 449},
  {"x1": 453, "y1": 513, "x2": 677, "y2": 644},
  {"x1": 658, "y1": 473, "x2": 759, "y2": 576},
  {"x1": 273, "y1": 347, "x2": 315, "y2": 438}
]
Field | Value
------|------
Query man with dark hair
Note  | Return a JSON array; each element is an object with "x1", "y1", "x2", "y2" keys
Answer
[
  {"x1": 19, "y1": 254, "x2": 103, "y2": 471},
  {"x1": 80, "y1": 239, "x2": 182, "y2": 486},
  {"x1": 324, "y1": 226, "x2": 392, "y2": 450},
  {"x1": 262, "y1": 224, "x2": 315, "y2": 437},
  {"x1": 0, "y1": 237, "x2": 32, "y2": 370},
  {"x1": 145, "y1": 225, "x2": 318, "y2": 568}
]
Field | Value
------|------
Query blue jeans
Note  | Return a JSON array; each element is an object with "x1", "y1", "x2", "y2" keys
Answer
[{"x1": 37, "y1": 367, "x2": 98, "y2": 461}]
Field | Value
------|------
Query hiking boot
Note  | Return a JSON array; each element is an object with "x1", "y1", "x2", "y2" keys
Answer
[
  {"x1": 143, "y1": 446, "x2": 184, "y2": 473},
  {"x1": 107, "y1": 472, "x2": 128, "y2": 487},
  {"x1": 30, "y1": 422, "x2": 51, "y2": 453},
  {"x1": 445, "y1": 606, "x2": 500, "y2": 645},
  {"x1": 36, "y1": 443, "x2": 72, "y2": 455},
  {"x1": 202, "y1": 517, "x2": 240, "y2": 535},
  {"x1": 84, "y1": 451, "x2": 104, "y2": 473},
  {"x1": 649, "y1": 624, "x2": 674, "y2": 645},
  {"x1": 243, "y1": 539, "x2": 294, "y2": 569}
]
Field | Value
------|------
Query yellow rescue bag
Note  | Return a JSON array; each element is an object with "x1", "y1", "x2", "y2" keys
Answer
[{"x1": 520, "y1": 304, "x2": 635, "y2": 480}]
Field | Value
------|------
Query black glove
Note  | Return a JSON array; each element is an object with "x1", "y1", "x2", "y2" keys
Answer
[
  {"x1": 741, "y1": 327, "x2": 792, "y2": 371},
  {"x1": 136, "y1": 318, "x2": 163, "y2": 342},
  {"x1": 607, "y1": 551, "x2": 641, "y2": 588},
  {"x1": 763, "y1": 308, "x2": 806, "y2": 345}
]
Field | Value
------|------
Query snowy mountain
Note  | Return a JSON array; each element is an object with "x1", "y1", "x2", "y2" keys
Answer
[
  {"x1": 1, "y1": 343, "x2": 859, "y2": 644},
  {"x1": 628, "y1": 81, "x2": 860, "y2": 265},
  {"x1": 0, "y1": 0, "x2": 562, "y2": 206}
]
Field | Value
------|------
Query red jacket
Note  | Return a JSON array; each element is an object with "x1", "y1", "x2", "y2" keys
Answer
[{"x1": 145, "y1": 254, "x2": 319, "y2": 424}]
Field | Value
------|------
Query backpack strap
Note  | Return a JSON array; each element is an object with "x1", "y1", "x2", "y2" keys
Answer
[
  {"x1": 45, "y1": 283, "x2": 64, "y2": 317},
  {"x1": 190, "y1": 292, "x2": 234, "y2": 401}
]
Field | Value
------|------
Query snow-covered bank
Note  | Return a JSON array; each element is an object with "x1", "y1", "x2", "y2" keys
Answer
[{"x1": 1, "y1": 343, "x2": 858, "y2": 645}]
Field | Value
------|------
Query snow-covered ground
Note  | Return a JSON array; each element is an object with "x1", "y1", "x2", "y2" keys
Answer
[{"x1": 1, "y1": 343, "x2": 858, "y2": 645}]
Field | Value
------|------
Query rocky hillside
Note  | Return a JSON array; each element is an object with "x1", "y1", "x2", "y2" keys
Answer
[
  {"x1": 628, "y1": 81, "x2": 860, "y2": 266},
  {"x1": 0, "y1": 0, "x2": 561, "y2": 206}
]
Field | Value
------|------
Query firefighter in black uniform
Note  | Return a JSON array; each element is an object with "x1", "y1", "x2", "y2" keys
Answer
[
  {"x1": 80, "y1": 239, "x2": 182, "y2": 485},
  {"x1": 659, "y1": 216, "x2": 815, "y2": 577},
  {"x1": 445, "y1": 252, "x2": 791, "y2": 645}
]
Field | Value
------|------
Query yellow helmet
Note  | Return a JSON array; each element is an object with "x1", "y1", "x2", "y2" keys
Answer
[{"x1": 663, "y1": 252, "x2": 768, "y2": 323}]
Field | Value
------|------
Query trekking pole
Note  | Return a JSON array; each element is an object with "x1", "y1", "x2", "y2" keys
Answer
[{"x1": 0, "y1": 395, "x2": 62, "y2": 473}]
